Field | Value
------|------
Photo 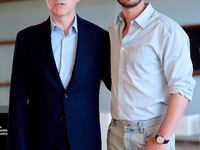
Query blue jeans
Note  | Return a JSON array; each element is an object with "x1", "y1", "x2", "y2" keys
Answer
[{"x1": 107, "y1": 115, "x2": 175, "y2": 150}]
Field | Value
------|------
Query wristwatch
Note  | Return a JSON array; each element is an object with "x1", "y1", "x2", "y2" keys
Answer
[{"x1": 155, "y1": 135, "x2": 169, "y2": 144}]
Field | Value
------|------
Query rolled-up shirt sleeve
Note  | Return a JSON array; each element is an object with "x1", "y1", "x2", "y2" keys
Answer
[{"x1": 163, "y1": 29, "x2": 196, "y2": 101}]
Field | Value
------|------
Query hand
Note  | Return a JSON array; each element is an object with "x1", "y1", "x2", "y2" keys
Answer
[
  {"x1": 144, "y1": 137, "x2": 167, "y2": 150},
  {"x1": 36, "y1": 20, "x2": 45, "y2": 25}
]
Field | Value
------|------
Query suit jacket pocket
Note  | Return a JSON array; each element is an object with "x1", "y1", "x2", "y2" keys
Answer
[{"x1": 85, "y1": 119, "x2": 101, "y2": 140}]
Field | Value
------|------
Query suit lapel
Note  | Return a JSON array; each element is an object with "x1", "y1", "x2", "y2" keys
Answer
[
  {"x1": 33, "y1": 18, "x2": 64, "y2": 90},
  {"x1": 73, "y1": 16, "x2": 93, "y2": 71},
  {"x1": 65, "y1": 15, "x2": 94, "y2": 90},
  {"x1": 32, "y1": 16, "x2": 93, "y2": 91}
]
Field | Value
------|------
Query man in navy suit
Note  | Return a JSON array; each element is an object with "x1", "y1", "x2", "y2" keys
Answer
[{"x1": 8, "y1": 0, "x2": 111, "y2": 149}]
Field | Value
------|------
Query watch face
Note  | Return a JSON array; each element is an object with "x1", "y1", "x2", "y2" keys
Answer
[{"x1": 157, "y1": 136, "x2": 165, "y2": 144}]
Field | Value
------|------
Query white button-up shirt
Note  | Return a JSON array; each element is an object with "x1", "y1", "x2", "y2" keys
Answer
[
  {"x1": 108, "y1": 3, "x2": 196, "y2": 121},
  {"x1": 51, "y1": 15, "x2": 78, "y2": 89}
]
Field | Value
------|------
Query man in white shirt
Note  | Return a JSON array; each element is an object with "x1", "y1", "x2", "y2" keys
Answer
[{"x1": 107, "y1": 0, "x2": 196, "y2": 149}]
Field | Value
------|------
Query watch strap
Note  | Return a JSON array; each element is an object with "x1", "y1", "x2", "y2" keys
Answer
[{"x1": 155, "y1": 134, "x2": 169, "y2": 144}]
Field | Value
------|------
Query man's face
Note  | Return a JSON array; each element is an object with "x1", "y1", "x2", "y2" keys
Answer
[
  {"x1": 117, "y1": 0, "x2": 142, "y2": 8},
  {"x1": 46, "y1": 0, "x2": 80, "y2": 17}
]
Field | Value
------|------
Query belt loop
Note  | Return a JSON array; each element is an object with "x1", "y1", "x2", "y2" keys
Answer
[
  {"x1": 112, "y1": 119, "x2": 116, "y2": 127},
  {"x1": 113, "y1": 119, "x2": 116, "y2": 127},
  {"x1": 137, "y1": 122, "x2": 143, "y2": 133}
]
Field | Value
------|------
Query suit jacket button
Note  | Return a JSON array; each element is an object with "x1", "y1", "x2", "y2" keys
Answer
[
  {"x1": 60, "y1": 115, "x2": 65, "y2": 120},
  {"x1": 64, "y1": 94, "x2": 68, "y2": 98}
]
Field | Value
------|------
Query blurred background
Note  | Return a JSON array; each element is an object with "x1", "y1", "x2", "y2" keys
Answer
[{"x1": 0, "y1": 0, "x2": 200, "y2": 149}]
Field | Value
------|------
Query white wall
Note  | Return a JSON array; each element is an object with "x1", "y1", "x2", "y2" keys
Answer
[
  {"x1": 0, "y1": 0, "x2": 200, "y2": 116},
  {"x1": 149, "y1": 0, "x2": 200, "y2": 26}
]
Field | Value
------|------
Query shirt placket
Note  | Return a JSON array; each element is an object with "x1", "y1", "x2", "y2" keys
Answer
[
  {"x1": 118, "y1": 22, "x2": 126, "y2": 119},
  {"x1": 59, "y1": 29, "x2": 68, "y2": 88}
]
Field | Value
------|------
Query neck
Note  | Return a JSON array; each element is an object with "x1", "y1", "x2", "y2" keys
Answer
[
  {"x1": 51, "y1": 12, "x2": 75, "y2": 36},
  {"x1": 122, "y1": 1, "x2": 145, "y2": 24},
  {"x1": 121, "y1": 1, "x2": 145, "y2": 37}
]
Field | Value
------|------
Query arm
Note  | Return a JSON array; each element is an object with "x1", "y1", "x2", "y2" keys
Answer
[
  {"x1": 145, "y1": 94, "x2": 188, "y2": 150},
  {"x1": 157, "y1": 94, "x2": 188, "y2": 139},
  {"x1": 100, "y1": 31, "x2": 111, "y2": 91},
  {"x1": 8, "y1": 32, "x2": 28, "y2": 150},
  {"x1": 145, "y1": 28, "x2": 196, "y2": 150}
]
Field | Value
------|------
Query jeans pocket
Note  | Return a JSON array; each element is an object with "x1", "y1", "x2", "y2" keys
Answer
[{"x1": 144, "y1": 122, "x2": 162, "y2": 140}]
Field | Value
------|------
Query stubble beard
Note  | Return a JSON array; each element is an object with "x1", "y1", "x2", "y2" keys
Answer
[{"x1": 117, "y1": 0, "x2": 142, "y2": 8}]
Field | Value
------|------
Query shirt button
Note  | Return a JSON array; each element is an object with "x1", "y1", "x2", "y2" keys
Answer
[
  {"x1": 60, "y1": 115, "x2": 65, "y2": 120},
  {"x1": 119, "y1": 90, "x2": 123, "y2": 93},
  {"x1": 120, "y1": 69, "x2": 123, "y2": 72},
  {"x1": 64, "y1": 94, "x2": 68, "y2": 98},
  {"x1": 119, "y1": 110, "x2": 122, "y2": 113},
  {"x1": 122, "y1": 48, "x2": 125, "y2": 51},
  {"x1": 63, "y1": 57, "x2": 65, "y2": 59}
]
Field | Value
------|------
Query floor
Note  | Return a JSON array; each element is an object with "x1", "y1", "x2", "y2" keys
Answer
[{"x1": 176, "y1": 141, "x2": 199, "y2": 150}]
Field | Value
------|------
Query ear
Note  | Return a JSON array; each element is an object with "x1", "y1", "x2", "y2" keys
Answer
[{"x1": 46, "y1": 0, "x2": 49, "y2": 7}]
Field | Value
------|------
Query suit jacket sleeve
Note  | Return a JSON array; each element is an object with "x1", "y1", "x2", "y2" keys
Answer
[
  {"x1": 100, "y1": 31, "x2": 111, "y2": 91},
  {"x1": 8, "y1": 31, "x2": 28, "y2": 150}
]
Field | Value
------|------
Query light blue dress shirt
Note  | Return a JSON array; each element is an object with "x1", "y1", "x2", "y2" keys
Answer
[
  {"x1": 50, "y1": 15, "x2": 78, "y2": 89},
  {"x1": 108, "y1": 3, "x2": 196, "y2": 121}
]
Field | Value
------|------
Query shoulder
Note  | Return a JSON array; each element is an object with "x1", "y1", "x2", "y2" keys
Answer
[
  {"x1": 77, "y1": 15, "x2": 108, "y2": 35},
  {"x1": 17, "y1": 17, "x2": 50, "y2": 35},
  {"x1": 16, "y1": 18, "x2": 50, "y2": 40},
  {"x1": 151, "y1": 11, "x2": 187, "y2": 36}
]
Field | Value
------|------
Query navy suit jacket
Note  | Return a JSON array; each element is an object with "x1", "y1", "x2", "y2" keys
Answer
[{"x1": 8, "y1": 15, "x2": 111, "y2": 150}]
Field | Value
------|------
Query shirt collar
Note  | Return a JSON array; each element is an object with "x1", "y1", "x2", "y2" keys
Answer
[
  {"x1": 116, "y1": 2, "x2": 155, "y2": 29},
  {"x1": 50, "y1": 14, "x2": 78, "y2": 34}
]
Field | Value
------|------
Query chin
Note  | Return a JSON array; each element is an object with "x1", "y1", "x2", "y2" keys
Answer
[{"x1": 53, "y1": 11, "x2": 69, "y2": 17}]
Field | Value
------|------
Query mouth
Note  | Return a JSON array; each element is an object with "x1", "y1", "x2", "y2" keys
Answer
[{"x1": 55, "y1": 3, "x2": 65, "y2": 6}]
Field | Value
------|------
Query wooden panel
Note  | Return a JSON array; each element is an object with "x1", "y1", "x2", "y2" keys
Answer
[
  {"x1": 182, "y1": 25, "x2": 200, "y2": 75},
  {"x1": 0, "y1": 0, "x2": 21, "y2": 2},
  {"x1": 182, "y1": 25, "x2": 200, "y2": 30},
  {"x1": 0, "y1": 82, "x2": 10, "y2": 87},
  {"x1": 0, "y1": 40, "x2": 15, "y2": 45},
  {"x1": 193, "y1": 71, "x2": 200, "y2": 76}
]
